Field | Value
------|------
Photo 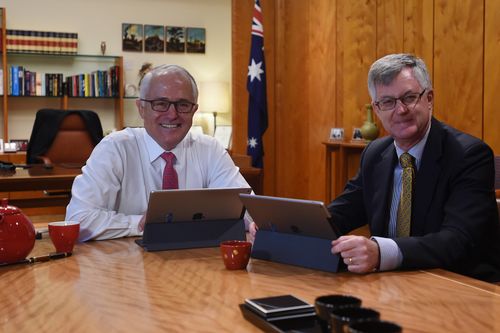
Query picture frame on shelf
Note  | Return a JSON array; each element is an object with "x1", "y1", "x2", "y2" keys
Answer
[
  {"x1": 144, "y1": 25, "x2": 164, "y2": 52},
  {"x1": 352, "y1": 127, "x2": 364, "y2": 141},
  {"x1": 9, "y1": 139, "x2": 29, "y2": 151},
  {"x1": 329, "y1": 128, "x2": 344, "y2": 141},
  {"x1": 166, "y1": 26, "x2": 185, "y2": 53},
  {"x1": 122, "y1": 23, "x2": 143, "y2": 52},
  {"x1": 186, "y1": 27, "x2": 206, "y2": 53}
]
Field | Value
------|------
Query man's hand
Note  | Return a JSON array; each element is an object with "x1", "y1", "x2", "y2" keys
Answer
[
  {"x1": 331, "y1": 235, "x2": 380, "y2": 273},
  {"x1": 138, "y1": 215, "x2": 147, "y2": 232},
  {"x1": 248, "y1": 222, "x2": 258, "y2": 242}
]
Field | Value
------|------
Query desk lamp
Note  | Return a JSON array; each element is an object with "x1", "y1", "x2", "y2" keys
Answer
[{"x1": 198, "y1": 81, "x2": 229, "y2": 136}]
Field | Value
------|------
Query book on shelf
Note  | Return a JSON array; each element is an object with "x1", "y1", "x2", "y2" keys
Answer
[{"x1": 6, "y1": 29, "x2": 78, "y2": 54}]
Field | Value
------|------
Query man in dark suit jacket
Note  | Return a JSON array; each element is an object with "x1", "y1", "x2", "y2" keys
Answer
[{"x1": 330, "y1": 54, "x2": 500, "y2": 282}]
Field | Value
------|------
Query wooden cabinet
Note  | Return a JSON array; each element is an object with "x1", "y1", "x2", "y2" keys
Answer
[
  {"x1": 0, "y1": 8, "x2": 124, "y2": 142},
  {"x1": 323, "y1": 140, "x2": 366, "y2": 202}
]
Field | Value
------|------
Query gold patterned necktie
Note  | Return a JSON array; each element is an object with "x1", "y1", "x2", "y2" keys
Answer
[{"x1": 396, "y1": 152, "x2": 415, "y2": 237}]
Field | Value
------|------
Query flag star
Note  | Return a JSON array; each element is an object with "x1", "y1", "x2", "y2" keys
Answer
[
  {"x1": 248, "y1": 59, "x2": 264, "y2": 82},
  {"x1": 248, "y1": 137, "x2": 258, "y2": 148}
]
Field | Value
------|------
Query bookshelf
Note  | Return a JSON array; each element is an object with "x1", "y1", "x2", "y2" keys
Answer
[{"x1": 0, "y1": 8, "x2": 124, "y2": 142}]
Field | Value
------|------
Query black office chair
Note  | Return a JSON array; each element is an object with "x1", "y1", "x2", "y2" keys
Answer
[{"x1": 26, "y1": 109, "x2": 104, "y2": 168}]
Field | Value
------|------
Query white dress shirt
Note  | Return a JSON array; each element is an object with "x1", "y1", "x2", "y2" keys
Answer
[{"x1": 66, "y1": 128, "x2": 250, "y2": 241}]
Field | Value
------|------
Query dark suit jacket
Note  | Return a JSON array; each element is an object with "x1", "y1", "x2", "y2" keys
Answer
[{"x1": 328, "y1": 117, "x2": 500, "y2": 282}]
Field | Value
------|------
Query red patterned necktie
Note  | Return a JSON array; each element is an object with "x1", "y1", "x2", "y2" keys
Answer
[{"x1": 161, "y1": 152, "x2": 179, "y2": 190}]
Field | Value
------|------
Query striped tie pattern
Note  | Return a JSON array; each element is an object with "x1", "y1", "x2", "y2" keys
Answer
[
  {"x1": 396, "y1": 152, "x2": 415, "y2": 237},
  {"x1": 161, "y1": 152, "x2": 179, "y2": 190}
]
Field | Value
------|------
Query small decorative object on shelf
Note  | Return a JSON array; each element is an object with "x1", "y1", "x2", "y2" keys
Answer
[
  {"x1": 360, "y1": 104, "x2": 379, "y2": 141},
  {"x1": 100, "y1": 41, "x2": 106, "y2": 55}
]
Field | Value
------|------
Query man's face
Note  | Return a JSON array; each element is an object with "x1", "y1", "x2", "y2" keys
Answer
[
  {"x1": 372, "y1": 67, "x2": 433, "y2": 149},
  {"x1": 137, "y1": 72, "x2": 198, "y2": 151}
]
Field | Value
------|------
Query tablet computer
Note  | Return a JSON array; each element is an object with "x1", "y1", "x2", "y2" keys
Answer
[
  {"x1": 239, "y1": 194, "x2": 338, "y2": 240},
  {"x1": 145, "y1": 187, "x2": 252, "y2": 224}
]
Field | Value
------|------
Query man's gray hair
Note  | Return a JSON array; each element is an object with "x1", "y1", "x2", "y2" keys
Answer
[
  {"x1": 367, "y1": 54, "x2": 432, "y2": 100},
  {"x1": 139, "y1": 64, "x2": 198, "y2": 101}
]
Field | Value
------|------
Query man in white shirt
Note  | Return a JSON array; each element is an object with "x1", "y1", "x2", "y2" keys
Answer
[{"x1": 66, "y1": 65, "x2": 251, "y2": 241}]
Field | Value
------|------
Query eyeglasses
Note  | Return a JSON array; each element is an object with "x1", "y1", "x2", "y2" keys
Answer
[
  {"x1": 374, "y1": 89, "x2": 427, "y2": 112},
  {"x1": 140, "y1": 99, "x2": 196, "y2": 113}
]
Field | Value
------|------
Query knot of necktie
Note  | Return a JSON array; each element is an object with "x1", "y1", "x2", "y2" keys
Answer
[
  {"x1": 400, "y1": 152, "x2": 414, "y2": 169},
  {"x1": 161, "y1": 152, "x2": 176, "y2": 165}
]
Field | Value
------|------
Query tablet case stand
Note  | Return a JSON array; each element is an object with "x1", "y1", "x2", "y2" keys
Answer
[
  {"x1": 251, "y1": 230, "x2": 340, "y2": 273},
  {"x1": 135, "y1": 218, "x2": 246, "y2": 251}
]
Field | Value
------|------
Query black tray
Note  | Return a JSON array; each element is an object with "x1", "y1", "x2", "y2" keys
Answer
[{"x1": 239, "y1": 304, "x2": 325, "y2": 333}]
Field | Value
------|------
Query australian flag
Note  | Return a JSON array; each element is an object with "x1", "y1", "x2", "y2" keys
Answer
[{"x1": 247, "y1": 0, "x2": 268, "y2": 168}]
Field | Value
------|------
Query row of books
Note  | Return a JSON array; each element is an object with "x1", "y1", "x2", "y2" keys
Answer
[
  {"x1": 7, "y1": 65, "x2": 120, "y2": 97},
  {"x1": 5, "y1": 29, "x2": 78, "y2": 55}
]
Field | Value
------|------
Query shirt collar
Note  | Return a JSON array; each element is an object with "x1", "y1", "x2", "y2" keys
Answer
[
  {"x1": 143, "y1": 129, "x2": 197, "y2": 163},
  {"x1": 393, "y1": 122, "x2": 431, "y2": 170}
]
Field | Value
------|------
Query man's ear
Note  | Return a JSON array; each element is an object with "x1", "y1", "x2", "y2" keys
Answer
[{"x1": 426, "y1": 90, "x2": 434, "y2": 103}]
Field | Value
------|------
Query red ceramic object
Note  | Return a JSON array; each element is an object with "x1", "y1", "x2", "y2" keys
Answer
[
  {"x1": 220, "y1": 240, "x2": 252, "y2": 270},
  {"x1": 0, "y1": 198, "x2": 36, "y2": 264}
]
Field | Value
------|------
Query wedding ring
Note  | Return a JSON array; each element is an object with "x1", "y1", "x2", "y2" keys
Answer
[{"x1": 348, "y1": 257, "x2": 353, "y2": 264}]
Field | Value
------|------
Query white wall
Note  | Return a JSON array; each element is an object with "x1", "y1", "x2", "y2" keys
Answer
[{"x1": 0, "y1": 0, "x2": 231, "y2": 138}]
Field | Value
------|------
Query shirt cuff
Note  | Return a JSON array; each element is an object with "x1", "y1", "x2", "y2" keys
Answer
[
  {"x1": 371, "y1": 236, "x2": 403, "y2": 271},
  {"x1": 128, "y1": 215, "x2": 144, "y2": 237}
]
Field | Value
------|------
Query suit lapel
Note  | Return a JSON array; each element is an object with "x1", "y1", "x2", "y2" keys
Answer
[
  {"x1": 413, "y1": 118, "x2": 443, "y2": 235},
  {"x1": 370, "y1": 144, "x2": 397, "y2": 236}
]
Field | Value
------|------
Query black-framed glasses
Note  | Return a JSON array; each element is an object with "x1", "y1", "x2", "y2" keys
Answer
[
  {"x1": 374, "y1": 89, "x2": 427, "y2": 112},
  {"x1": 140, "y1": 99, "x2": 196, "y2": 113}
]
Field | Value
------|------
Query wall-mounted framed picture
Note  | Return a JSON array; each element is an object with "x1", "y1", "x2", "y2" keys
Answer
[
  {"x1": 122, "y1": 23, "x2": 143, "y2": 52},
  {"x1": 166, "y1": 26, "x2": 185, "y2": 53},
  {"x1": 186, "y1": 27, "x2": 206, "y2": 53},
  {"x1": 144, "y1": 25, "x2": 164, "y2": 52}
]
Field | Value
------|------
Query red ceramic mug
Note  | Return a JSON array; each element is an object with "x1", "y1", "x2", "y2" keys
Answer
[
  {"x1": 220, "y1": 240, "x2": 252, "y2": 270},
  {"x1": 48, "y1": 221, "x2": 80, "y2": 253}
]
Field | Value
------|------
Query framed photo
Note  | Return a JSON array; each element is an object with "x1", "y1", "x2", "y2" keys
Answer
[
  {"x1": 186, "y1": 27, "x2": 206, "y2": 53},
  {"x1": 352, "y1": 127, "x2": 363, "y2": 141},
  {"x1": 329, "y1": 128, "x2": 344, "y2": 141},
  {"x1": 122, "y1": 23, "x2": 143, "y2": 52},
  {"x1": 9, "y1": 139, "x2": 29, "y2": 151},
  {"x1": 166, "y1": 26, "x2": 185, "y2": 52},
  {"x1": 214, "y1": 125, "x2": 232, "y2": 150},
  {"x1": 144, "y1": 25, "x2": 164, "y2": 52}
]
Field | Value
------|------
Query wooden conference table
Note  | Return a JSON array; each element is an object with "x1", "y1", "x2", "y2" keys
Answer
[{"x1": 1, "y1": 237, "x2": 499, "y2": 332}]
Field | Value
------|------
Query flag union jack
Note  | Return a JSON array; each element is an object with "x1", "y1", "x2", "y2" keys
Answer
[{"x1": 247, "y1": 0, "x2": 268, "y2": 168}]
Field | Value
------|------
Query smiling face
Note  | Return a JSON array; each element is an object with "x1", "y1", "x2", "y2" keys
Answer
[
  {"x1": 137, "y1": 68, "x2": 198, "y2": 151},
  {"x1": 372, "y1": 67, "x2": 433, "y2": 150}
]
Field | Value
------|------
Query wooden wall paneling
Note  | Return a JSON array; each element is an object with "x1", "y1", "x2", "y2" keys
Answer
[
  {"x1": 433, "y1": 0, "x2": 483, "y2": 138},
  {"x1": 231, "y1": 0, "x2": 253, "y2": 155},
  {"x1": 376, "y1": 0, "x2": 405, "y2": 56},
  {"x1": 274, "y1": 0, "x2": 310, "y2": 198},
  {"x1": 307, "y1": 0, "x2": 337, "y2": 201},
  {"x1": 403, "y1": 0, "x2": 434, "y2": 74},
  {"x1": 484, "y1": 0, "x2": 500, "y2": 154},
  {"x1": 335, "y1": 0, "x2": 377, "y2": 143}
]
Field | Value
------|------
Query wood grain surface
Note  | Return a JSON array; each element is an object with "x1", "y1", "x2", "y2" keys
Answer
[
  {"x1": 232, "y1": 0, "x2": 500, "y2": 202},
  {"x1": 1, "y1": 237, "x2": 499, "y2": 332}
]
